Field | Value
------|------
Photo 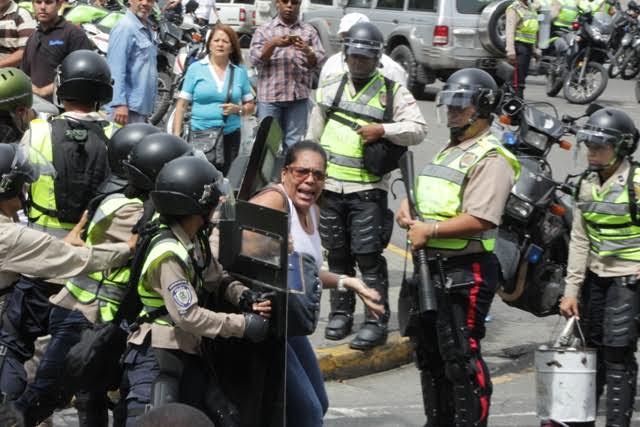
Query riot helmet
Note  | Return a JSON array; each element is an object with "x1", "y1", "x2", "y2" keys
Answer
[
  {"x1": 0, "y1": 143, "x2": 40, "y2": 202},
  {"x1": 123, "y1": 133, "x2": 193, "y2": 194},
  {"x1": 436, "y1": 68, "x2": 499, "y2": 140},
  {"x1": 54, "y1": 50, "x2": 113, "y2": 106},
  {"x1": 151, "y1": 156, "x2": 233, "y2": 219},
  {"x1": 0, "y1": 68, "x2": 33, "y2": 113},
  {"x1": 343, "y1": 22, "x2": 384, "y2": 80},
  {"x1": 576, "y1": 107, "x2": 639, "y2": 170},
  {"x1": 109, "y1": 124, "x2": 161, "y2": 179}
]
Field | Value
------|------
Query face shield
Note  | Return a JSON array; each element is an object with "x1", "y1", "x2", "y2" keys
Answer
[
  {"x1": 344, "y1": 39, "x2": 382, "y2": 80},
  {"x1": 576, "y1": 124, "x2": 631, "y2": 150},
  {"x1": 0, "y1": 144, "x2": 53, "y2": 195},
  {"x1": 206, "y1": 176, "x2": 236, "y2": 224},
  {"x1": 435, "y1": 86, "x2": 478, "y2": 127}
]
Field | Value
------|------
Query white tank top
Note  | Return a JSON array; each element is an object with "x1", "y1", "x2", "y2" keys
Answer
[{"x1": 286, "y1": 193, "x2": 323, "y2": 271}]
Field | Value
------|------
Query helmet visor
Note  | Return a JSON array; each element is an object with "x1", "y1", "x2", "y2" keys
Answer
[
  {"x1": 344, "y1": 39, "x2": 383, "y2": 58},
  {"x1": 0, "y1": 144, "x2": 52, "y2": 194},
  {"x1": 208, "y1": 176, "x2": 236, "y2": 223},
  {"x1": 435, "y1": 88, "x2": 476, "y2": 109},
  {"x1": 576, "y1": 124, "x2": 626, "y2": 149}
]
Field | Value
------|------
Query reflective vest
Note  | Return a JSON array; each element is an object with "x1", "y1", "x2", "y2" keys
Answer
[
  {"x1": 27, "y1": 117, "x2": 117, "y2": 230},
  {"x1": 555, "y1": 0, "x2": 580, "y2": 27},
  {"x1": 137, "y1": 229, "x2": 198, "y2": 326},
  {"x1": 415, "y1": 133, "x2": 520, "y2": 253},
  {"x1": 510, "y1": 1, "x2": 540, "y2": 44},
  {"x1": 577, "y1": 167, "x2": 640, "y2": 261},
  {"x1": 317, "y1": 73, "x2": 398, "y2": 183},
  {"x1": 578, "y1": 0, "x2": 609, "y2": 13},
  {"x1": 64, "y1": 193, "x2": 143, "y2": 322}
]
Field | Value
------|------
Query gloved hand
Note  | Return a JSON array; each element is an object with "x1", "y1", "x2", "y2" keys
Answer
[
  {"x1": 238, "y1": 289, "x2": 261, "y2": 312},
  {"x1": 243, "y1": 313, "x2": 270, "y2": 343}
]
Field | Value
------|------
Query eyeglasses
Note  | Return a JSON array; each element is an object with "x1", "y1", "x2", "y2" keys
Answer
[{"x1": 287, "y1": 166, "x2": 326, "y2": 181}]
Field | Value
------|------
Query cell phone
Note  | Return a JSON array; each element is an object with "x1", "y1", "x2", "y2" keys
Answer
[{"x1": 289, "y1": 35, "x2": 301, "y2": 43}]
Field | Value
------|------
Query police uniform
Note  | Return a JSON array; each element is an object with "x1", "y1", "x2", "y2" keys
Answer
[
  {"x1": 12, "y1": 193, "x2": 143, "y2": 426},
  {"x1": 306, "y1": 71, "x2": 427, "y2": 348},
  {"x1": 0, "y1": 210, "x2": 130, "y2": 402},
  {"x1": 578, "y1": 0, "x2": 610, "y2": 13},
  {"x1": 554, "y1": 0, "x2": 580, "y2": 29},
  {"x1": 120, "y1": 221, "x2": 249, "y2": 424},
  {"x1": 506, "y1": 0, "x2": 540, "y2": 98},
  {"x1": 564, "y1": 158, "x2": 640, "y2": 427},
  {"x1": 409, "y1": 129, "x2": 518, "y2": 426}
]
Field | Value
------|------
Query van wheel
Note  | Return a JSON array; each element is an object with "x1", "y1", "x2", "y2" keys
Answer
[
  {"x1": 389, "y1": 44, "x2": 424, "y2": 98},
  {"x1": 478, "y1": 0, "x2": 509, "y2": 55}
]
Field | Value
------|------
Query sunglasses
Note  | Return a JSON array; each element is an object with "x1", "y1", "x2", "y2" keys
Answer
[{"x1": 287, "y1": 166, "x2": 326, "y2": 181}]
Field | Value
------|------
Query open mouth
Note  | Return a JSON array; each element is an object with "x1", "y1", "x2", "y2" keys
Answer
[{"x1": 296, "y1": 187, "x2": 316, "y2": 203}]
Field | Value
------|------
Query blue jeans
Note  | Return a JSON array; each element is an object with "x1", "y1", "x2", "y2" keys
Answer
[
  {"x1": 257, "y1": 99, "x2": 310, "y2": 149},
  {"x1": 286, "y1": 336, "x2": 328, "y2": 427}
]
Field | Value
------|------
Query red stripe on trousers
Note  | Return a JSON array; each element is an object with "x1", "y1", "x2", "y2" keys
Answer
[{"x1": 468, "y1": 262, "x2": 489, "y2": 421}]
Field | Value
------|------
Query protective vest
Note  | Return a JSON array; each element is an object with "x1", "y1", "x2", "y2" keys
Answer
[
  {"x1": 578, "y1": 0, "x2": 608, "y2": 13},
  {"x1": 577, "y1": 166, "x2": 640, "y2": 261},
  {"x1": 27, "y1": 117, "x2": 117, "y2": 230},
  {"x1": 555, "y1": 0, "x2": 580, "y2": 27},
  {"x1": 137, "y1": 229, "x2": 199, "y2": 326},
  {"x1": 64, "y1": 193, "x2": 143, "y2": 322},
  {"x1": 415, "y1": 133, "x2": 520, "y2": 252},
  {"x1": 317, "y1": 73, "x2": 398, "y2": 183},
  {"x1": 509, "y1": 1, "x2": 540, "y2": 44}
]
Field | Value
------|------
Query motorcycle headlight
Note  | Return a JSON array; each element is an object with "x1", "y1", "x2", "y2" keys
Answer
[
  {"x1": 506, "y1": 195, "x2": 534, "y2": 220},
  {"x1": 523, "y1": 128, "x2": 548, "y2": 151}
]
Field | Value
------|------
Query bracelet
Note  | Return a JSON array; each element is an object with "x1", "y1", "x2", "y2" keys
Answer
[
  {"x1": 433, "y1": 223, "x2": 439, "y2": 239},
  {"x1": 336, "y1": 274, "x2": 348, "y2": 292},
  {"x1": 238, "y1": 105, "x2": 243, "y2": 116}
]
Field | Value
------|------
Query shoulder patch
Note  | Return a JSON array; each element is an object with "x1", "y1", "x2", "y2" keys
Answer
[
  {"x1": 459, "y1": 152, "x2": 478, "y2": 169},
  {"x1": 168, "y1": 280, "x2": 195, "y2": 313}
]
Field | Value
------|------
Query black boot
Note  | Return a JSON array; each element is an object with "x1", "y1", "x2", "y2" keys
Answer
[
  {"x1": 350, "y1": 271, "x2": 390, "y2": 351},
  {"x1": 325, "y1": 289, "x2": 355, "y2": 341},
  {"x1": 420, "y1": 369, "x2": 455, "y2": 427},
  {"x1": 605, "y1": 362, "x2": 637, "y2": 427}
]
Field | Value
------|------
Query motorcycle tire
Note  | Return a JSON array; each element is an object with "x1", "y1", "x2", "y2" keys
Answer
[
  {"x1": 149, "y1": 71, "x2": 173, "y2": 125},
  {"x1": 563, "y1": 61, "x2": 608, "y2": 105},
  {"x1": 545, "y1": 70, "x2": 564, "y2": 97},
  {"x1": 608, "y1": 48, "x2": 624, "y2": 79},
  {"x1": 619, "y1": 54, "x2": 640, "y2": 80}
]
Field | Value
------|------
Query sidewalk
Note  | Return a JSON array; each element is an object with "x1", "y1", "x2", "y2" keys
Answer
[{"x1": 312, "y1": 244, "x2": 562, "y2": 380}]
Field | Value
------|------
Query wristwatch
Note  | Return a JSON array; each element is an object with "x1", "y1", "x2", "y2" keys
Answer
[{"x1": 337, "y1": 275, "x2": 348, "y2": 292}]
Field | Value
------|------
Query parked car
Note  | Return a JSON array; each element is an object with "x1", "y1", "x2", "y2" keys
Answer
[
  {"x1": 218, "y1": 0, "x2": 257, "y2": 37},
  {"x1": 303, "y1": 0, "x2": 509, "y2": 97}
]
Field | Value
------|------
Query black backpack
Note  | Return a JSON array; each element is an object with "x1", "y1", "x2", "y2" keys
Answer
[{"x1": 30, "y1": 117, "x2": 110, "y2": 224}]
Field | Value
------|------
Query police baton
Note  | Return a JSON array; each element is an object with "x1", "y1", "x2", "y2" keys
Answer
[{"x1": 398, "y1": 151, "x2": 437, "y2": 313}]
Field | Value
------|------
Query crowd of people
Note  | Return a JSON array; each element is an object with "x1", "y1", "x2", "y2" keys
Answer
[{"x1": 0, "y1": 0, "x2": 636, "y2": 425}]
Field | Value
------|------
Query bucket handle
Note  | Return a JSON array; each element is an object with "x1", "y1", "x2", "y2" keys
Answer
[{"x1": 575, "y1": 316, "x2": 587, "y2": 348}]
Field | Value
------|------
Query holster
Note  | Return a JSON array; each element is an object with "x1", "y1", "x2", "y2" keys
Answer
[{"x1": 150, "y1": 349, "x2": 184, "y2": 411}]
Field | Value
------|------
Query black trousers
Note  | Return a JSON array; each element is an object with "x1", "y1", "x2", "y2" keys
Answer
[
  {"x1": 513, "y1": 42, "x2": 534, "y2": 98},
  {"x1": 222, "y1": 129, "x2": 240, "y2": 176}
]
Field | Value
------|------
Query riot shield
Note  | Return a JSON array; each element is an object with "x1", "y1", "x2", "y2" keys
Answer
[{"x1": 208, "y1": 199, "x2": 293, "y2": 427}]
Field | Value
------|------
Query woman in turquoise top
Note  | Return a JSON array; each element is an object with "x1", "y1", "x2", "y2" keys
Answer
[{"x1": 172, "y1": 24, "x2": 255, "y2": 174}]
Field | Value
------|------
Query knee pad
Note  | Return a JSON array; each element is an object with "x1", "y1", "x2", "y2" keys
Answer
[
  {"x1": 603, "y1": 346, "x2": 635, "y2": 365},
  {"x1": 326, "y1": 247, "x2": 354, "y2": 275}
]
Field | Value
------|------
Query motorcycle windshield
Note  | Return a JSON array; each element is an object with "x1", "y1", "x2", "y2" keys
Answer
[
  {"x1": 511, "y1": 158, "x2": 557, "y2": 205},
  {"x1": 523, "y1": 107, "x2": 564, "y2": 139},
  {"x1": 592, "y1": 12, "x2": 614, "y2": 33}
]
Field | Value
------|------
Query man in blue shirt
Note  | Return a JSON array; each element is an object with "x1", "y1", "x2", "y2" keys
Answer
[{"x1": 106, "y1": 0, "x2": 157, "y2": 125}]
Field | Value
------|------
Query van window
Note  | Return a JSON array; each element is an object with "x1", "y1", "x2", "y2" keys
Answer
[
  {"x1": 347, "y1": 0, "x2": 374, "y2": 8},
  {"x1": 376, "y1": 0, "x2": 404, "y2": 9},
  {"x1": 408, "y1": 0, "x2": 435, "y2": 11},
  {"x1": 457, "y1": 0, "x2": 492, "y2": 14}
]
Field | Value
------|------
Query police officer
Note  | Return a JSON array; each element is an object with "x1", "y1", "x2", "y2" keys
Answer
[
  {"x1": 12, "y1": 125, "x2": 165, "y2": 427},
  {"x1": 121, "y1": 156, "x2": 271, "y2": 425},
  {"x1": 0, "y1": 68, "x2": 35, "y2": 143},
  {"x1": 578, "y1": 0, "x2": 611, "y2": 14},
  {"x1": 559, "y1": 108, "x2": 640, "y2": 427},
  {"x1": 306, "y1": 22, "x2": 428, "y2": 350},
  {"x1": 396, "y1": 69, "x2": 519, "y2": 427},
  {"x1": 0, "y1": 143, "x2": 135, "y2": 403},
  {"x1": 506, "y1": 0, "x2": 540, "y2": 98},
  {"x1": 554, "y1": 0, "x2": 580, "y2": 31}
]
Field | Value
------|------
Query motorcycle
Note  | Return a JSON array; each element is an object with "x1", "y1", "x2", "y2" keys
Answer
[
  {"x1": 562, "y1": 11, "x2": 612, "y2": 104},
  {"x1": 607, "y1": 1, "x2": 640, "y2": 79},
  {"x1": 545, "y1": 30, "x2": 576, "y2": 97}
]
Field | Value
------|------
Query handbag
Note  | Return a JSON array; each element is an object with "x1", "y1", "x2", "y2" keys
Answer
[{"x1": 189, "y1": 66, "x2": 236, "y2": 168}]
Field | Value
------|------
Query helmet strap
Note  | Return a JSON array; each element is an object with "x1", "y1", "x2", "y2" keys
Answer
[{"x1": 450, "y1": 110, "x2": 480, "y2": 143}]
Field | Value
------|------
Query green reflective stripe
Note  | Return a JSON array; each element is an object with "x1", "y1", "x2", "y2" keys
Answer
[
  {"x1": 328, "y1": 152, "x2": 365, "y2": 169},
  {"x1": 336, "y1": 101, "x2": 386, "y2": 121},
  {"x1": 578, "y1": 201, "x2": 630, "y2": 216},
  {"x1": 66, "y1": 274, "x2": 128, "y2": 303},
  {"x1": 420, "y1": 164, "x2": 466, "y2": 186},
  {"x1": 593, "y1": 235, "x2": 640, "y2": 252}
]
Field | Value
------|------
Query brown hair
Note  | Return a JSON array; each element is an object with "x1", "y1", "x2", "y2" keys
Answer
[{"x1": 206, "y1": 24, "x2": 243, "y2": 65}]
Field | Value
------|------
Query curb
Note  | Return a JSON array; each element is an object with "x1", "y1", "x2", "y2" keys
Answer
[{"x1": 315, "y1": 331, "x2": 414, "y2": 381}]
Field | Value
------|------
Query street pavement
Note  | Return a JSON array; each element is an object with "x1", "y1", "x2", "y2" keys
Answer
[{"x1": 50, "y1": 75, "x2": 640, "y2": 425}]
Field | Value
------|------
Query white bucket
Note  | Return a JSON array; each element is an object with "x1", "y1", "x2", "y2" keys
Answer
[{"x1": 535, "y1": 345, "x2": 597, "y2": 422}]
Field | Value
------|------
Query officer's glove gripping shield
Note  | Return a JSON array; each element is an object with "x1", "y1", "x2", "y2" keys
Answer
[{"x1": 243, "y1": 312, "x2": 270, "y2": 343}]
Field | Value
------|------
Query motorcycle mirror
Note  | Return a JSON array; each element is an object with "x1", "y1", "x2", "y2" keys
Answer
[
  {"x1": 558, "y1": 183, "x2": 576, "y2": 196},
  {"x1": 586, "y1": 103, "x2": 604, "y2": 116},
  {"x1": 185, "y1": 0, "x2": 198, "y2": 13},
  {"x1": 561, "y1": 113, "x2": 577, "y2": 123}
]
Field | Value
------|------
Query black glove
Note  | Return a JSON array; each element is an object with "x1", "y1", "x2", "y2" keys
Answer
[
  {"x1": 243, "y1": 313, "x2": 270, "y2": 343},
  {"x1": 238, "y1": 289, "x2": 260, "y2": 312}
]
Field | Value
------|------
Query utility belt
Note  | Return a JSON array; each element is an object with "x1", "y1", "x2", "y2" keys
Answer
[
  {"x1": 589, "y1": 271, "x2": 639, "y2": 288},
  {"x1": 422, "y1": 252, "x2": 493, "y2": 293}
]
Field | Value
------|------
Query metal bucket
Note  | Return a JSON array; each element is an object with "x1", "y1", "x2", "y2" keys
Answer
[{"x1": 535, "y1": 344, "x2": 597, "y2": 422}]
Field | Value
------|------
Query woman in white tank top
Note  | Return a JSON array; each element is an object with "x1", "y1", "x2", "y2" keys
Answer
[{"x1": 250, "y1": 141, "x2": 384, "y2": 427}]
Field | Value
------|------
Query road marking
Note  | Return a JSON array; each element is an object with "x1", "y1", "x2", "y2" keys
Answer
[
  {"x1": 325, "y1": 404, "x2": 423, "y2": 419},
  {"x1": 387, "y1": 243, "x2": 411, "y2": 260}
]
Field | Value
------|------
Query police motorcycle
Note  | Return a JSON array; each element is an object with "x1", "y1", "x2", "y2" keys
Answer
[
  {"x1": 607, "y1": 0, "x2": 640, "y2": 79},
  {"x1": 492, "y1": 65, "x2": 602, "y2": 315},
  {"x1": 561, "y1": 9, "x2": 613, "y2": 104}
]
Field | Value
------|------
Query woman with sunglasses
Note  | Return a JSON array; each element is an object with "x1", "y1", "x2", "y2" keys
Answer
[{"x1": 250, "y1": 140, "x2": 383, "y2": 427}]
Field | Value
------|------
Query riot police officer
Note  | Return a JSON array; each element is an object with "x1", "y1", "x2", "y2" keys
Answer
[
  {"x1": 120, "y1": 156, "x2": 271, "y2": 425},
  {"x1": 559, "y1": 108, "x2": 640, "y2": 427},
  {"x1": 396, "y1": 68, "x2": 519, "y2": 427},
  {"x1": 306, "y1": 22, "x2": 428, "y2": 350},
  {"x1": 0, "y1": 67, "x2": 35, "y2": 143},
  {"x1": 506, "y1": 0, "x2": 540, "y2": 98}
]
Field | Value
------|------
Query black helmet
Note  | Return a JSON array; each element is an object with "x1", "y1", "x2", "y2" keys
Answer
[
  {"x1": 343, "y1": 22, "x2": 384, "y2": 60},
  {"x1": 0, "y1": 144, "x2": 39, "y2": 202},
  {"x1": 124, "y1": 133, "x2": 192, "y2": 192},
  {"x1": 151, "y1": 156, "x2": 224, "y2": 217},
  {"x1": 55, "y1": 50, "x2": 113, "y2": 106},
  {"x1": 577, "y1": 107, "x2": 639, "y2": 157},
  {"x1": 436, "y1": 68, "x2": 499, "y2": 118},
  {"x1": 109, "y1": 124, "x2": 161, "y2": 179}
]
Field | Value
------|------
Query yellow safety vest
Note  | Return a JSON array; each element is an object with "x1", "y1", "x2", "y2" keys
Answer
[
  {"x1": 316, "y1": 73, "x2": 398, "y2": 183},
  {"x1": 27, "y1": 117, "x2": 118, "y2": 230},
  {"x1": 65, "y1": 193, "x2": 142, "y2": 322},
  {"x1": 556, "y1": 0, "x2": 580, "y2": 27},
  {"x1": 510, "y1": 1, "x2": 540, "y2": 44},
  {"x1": 578, "y1": 167, "x2": 640, "y2": 261},
  {"x1": 415, "y1": 133, "x2": 520, "y2": 252}
]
